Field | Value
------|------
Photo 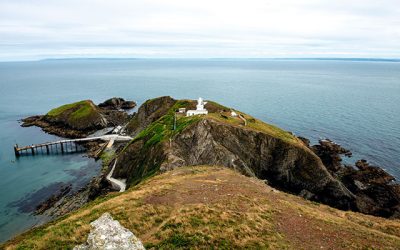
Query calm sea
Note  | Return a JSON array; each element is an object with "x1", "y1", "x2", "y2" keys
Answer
[{"x1": 0, "y1": 59, "x2": 399, "y2": 242}]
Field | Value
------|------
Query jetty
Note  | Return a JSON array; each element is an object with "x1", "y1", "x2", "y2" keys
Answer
[{"x1": 14, "y1": 134, "x2": 132, "y2": 157}]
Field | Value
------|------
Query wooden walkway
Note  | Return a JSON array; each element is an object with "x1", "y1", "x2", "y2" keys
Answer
[{"x1": 14, "y1": 135, "x2": 132, "y2": 157}]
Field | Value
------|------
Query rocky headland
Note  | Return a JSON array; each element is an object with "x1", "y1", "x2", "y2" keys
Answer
[
  {"x1": 5, "y1": 96, "x2": 400, "y2": 249},
  {"x1": 112, "y1": 96, "x2": 400, "y2": 218}
]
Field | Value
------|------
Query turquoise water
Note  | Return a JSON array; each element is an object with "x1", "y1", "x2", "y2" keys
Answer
[{"x1": 0, "y1": 59, "x2": 399, "y2": 242}]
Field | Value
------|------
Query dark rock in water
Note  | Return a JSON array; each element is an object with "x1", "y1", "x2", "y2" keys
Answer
[
  {"x1": 310, "y1": 139, "x2": 400, "y2": 218},
  {"x1": 311, "y1": 139, "x2": 352, "y2": 172},
  {"x1": 7, "y1": 182, "x2": 68, "y2": 213},
  {"x1": 339, "y1": 160, "x2": 400, "y2": 218},
  {"x1": 98, "y1": 97, "x2": 136, "y2": 110},
  {"x1": 20, "y1": 115, "x2": 43, "y2": 127},
  {"x1": 352, "y1": 160, "x2": 395, "y2": 184},
  {"x1": 35, "y1": 185, "x2": 72, "y2": 215}
]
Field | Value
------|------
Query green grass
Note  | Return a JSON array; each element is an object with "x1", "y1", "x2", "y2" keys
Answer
[
  {"x1": 126, "y1": 100, "x2": 201, "y2": 150},
  {"x1": 99, "y1": 149, "x2": 116, "y2": 174},
  {"x1": 207, "y1": 112, "x2": 300, "y2": 146},
  {"x1": 205, "y1": 100, "x2": 229, "y2": 111},
  {"x1": 46, "y1": 100, "x2": 98, "y2": 123}
]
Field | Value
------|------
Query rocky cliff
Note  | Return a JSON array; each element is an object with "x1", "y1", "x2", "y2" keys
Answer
[{"x1": 115, "y1": 98, "x2": 345, "y2": 206}]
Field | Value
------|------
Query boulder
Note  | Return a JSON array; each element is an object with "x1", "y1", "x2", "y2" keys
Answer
[
  {"x1": 98, "y1": 98, "x2": 136, "y2": 110},
  {"x1": 74, "y1": 213, "x2": 145, "y2": 250}
]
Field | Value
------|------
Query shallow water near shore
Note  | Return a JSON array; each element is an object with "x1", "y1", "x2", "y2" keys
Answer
[{"x1": 0, "y1": 59, "x2": 399, "y2": 242}]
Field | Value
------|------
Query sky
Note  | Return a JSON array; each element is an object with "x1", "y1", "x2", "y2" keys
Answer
[{"x1": 0, "y1": 0, "x2": 400, "y2": 61}]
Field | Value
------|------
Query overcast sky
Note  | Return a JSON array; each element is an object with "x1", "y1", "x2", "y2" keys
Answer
[{"x1": 1, "y1": 0, "x2": 399, "y2": 61}]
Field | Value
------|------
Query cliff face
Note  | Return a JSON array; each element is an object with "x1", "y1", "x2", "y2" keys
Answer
[
  {"x1": 114, "y1": 117, "x2": 355, "y2": 210},
  {"x1": 164, "y1": 118, "x2": 356, "y2": 210}
]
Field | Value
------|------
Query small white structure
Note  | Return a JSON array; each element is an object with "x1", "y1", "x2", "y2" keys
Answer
[
  {"x1": 231, "y1": 110, "x2": 238, "y2": 117},
  {"x1": 178, "y1": 108, "x2": 186, "y2": 113},
  {"x1": 186, "y1": 97, "x2": 208, "y2": 116}
]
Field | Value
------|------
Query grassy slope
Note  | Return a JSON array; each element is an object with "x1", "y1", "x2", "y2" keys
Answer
[
  {"x1": 123, "y1": 100, "x2": 201, "y2": 150},
  {"x1": 46, "y1": 100, "x2": 96, "y2": 120},
  {"x1": 45, "y1": 100, "x2": 100, "y2": 127},
  {"x1": 207, "y1": 112, "x2": 300, "y2": 146},
  {"x1": 3, "y1": 166, "x2": 400, "y2": 249}
]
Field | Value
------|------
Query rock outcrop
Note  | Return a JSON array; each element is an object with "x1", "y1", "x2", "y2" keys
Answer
[
  {"x1": 98, "y1": 97, "x2": 136, "y2": 110},
  {"x1": 74, "y1": 213, "x2": 145, "y2": 250},
  {"x1": 311, "y1": 139, "x2": 352, "y2": 172},
  {"x1": 125, "y1": 96, "x2": 176, "y2": 135},
  {"x1": 310, "y1": 139, "x2": 400, "y2": 218}
]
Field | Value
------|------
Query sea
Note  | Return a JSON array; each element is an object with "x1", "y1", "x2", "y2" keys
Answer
[{"x1": 0, "y1": 59, "x2": 399, "y2": 242}]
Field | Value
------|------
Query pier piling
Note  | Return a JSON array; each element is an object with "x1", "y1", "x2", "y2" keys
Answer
[{"x1": 14, "y1": 144, "x2": 20, "y2": 157}]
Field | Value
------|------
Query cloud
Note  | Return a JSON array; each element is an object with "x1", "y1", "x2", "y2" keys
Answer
[{"x1": 0, "y1": 0, "x2": 399, "y2": 60}]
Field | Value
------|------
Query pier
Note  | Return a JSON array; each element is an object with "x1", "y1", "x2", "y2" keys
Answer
[{"x1": 13, "y1": 135, "x2": 132, "y2": 157}]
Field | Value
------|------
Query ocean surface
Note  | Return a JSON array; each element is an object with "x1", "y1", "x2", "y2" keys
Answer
[{"x1": 0, "y1": 59, "x2": 399, "y2": 242}]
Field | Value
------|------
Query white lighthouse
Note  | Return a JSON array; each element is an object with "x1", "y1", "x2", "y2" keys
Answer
[{"x1": 186, "y1": 97, "x2": 208, "y2": 116}]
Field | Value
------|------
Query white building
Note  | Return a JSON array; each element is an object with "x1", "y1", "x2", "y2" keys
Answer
[{"x1": 186, "y1": 97, "x2": 208, "y2": 116}]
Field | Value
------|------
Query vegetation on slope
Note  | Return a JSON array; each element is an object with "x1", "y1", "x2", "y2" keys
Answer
[
  {"x1": 44, "y1": 100, "x2": 105, "y2": 131},
  {"x1": 46, "y1": 100, "x2": 97, "y2": 121},
  {"x1": 207, "y1": 112, "x2": 300, "y2": 146},
  {"x1": 3, "y1": 166, "x2": 400, "y2": 249},
  {"x1": 124, "y1": 100, "x2": 201, "y2": 150}
]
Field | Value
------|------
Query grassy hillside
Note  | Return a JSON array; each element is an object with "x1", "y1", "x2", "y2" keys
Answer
[
  {"x1": 207, "y1": 112, "x2": 300, "y2": 146},
  {"x1": 4, "y1": 166, "x2": 400, "y2": 249},
  {"x1": 46, "y1": 100, "x2": 97, "y2": 121},
  {"x1": 44, "y1": 100, "x2": 105, "y2": 131}
]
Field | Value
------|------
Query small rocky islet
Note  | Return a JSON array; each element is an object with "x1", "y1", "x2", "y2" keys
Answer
[{"x1": 4, "y1": 96, "x2": 400, "y2": 249}]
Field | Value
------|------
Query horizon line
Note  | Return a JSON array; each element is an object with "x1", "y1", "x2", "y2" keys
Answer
[{"x1": 1, "y1": 57, "x2": 400, "y2": 63}]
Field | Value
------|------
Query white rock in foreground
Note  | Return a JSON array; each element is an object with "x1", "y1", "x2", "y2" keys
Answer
[{"x1": 74, "y1": 212, "x2": 145, "y2": 250}]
